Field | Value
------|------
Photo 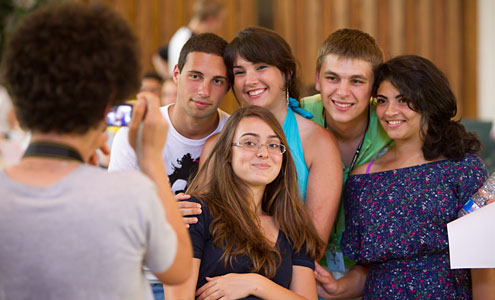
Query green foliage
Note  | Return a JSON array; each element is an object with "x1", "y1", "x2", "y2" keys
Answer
[{"x1": 0, "y1": 0, "x2": 67, "y2": 64}]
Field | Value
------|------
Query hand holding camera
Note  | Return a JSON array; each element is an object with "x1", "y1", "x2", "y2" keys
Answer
[{"x1": 128, "y1": 92, "x2": 168, "y2": 170}]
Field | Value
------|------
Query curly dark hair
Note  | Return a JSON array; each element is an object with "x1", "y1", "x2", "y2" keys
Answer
[
  {"x1": 372, "y1": 55, "x2": 480, "y2": 160},
  {"x1": 1, "y1": 2, "x2": 140, "y2": 134},
  {"x1": 224, "y1": 27, "x2": 301, "y2": 101}
]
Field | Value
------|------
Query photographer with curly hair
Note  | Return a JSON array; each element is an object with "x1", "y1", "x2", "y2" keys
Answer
[{"x1": 0, "y1": 2, "x2": 191, "y2": 299}]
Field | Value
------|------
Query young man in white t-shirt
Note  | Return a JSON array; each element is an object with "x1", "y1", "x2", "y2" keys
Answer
[
  {"x1": 109, "y1": 32, "x2": 230, "y2": 300},
  {"x1": 110, "y1": 33, "x2": 230, "y2": 194}
]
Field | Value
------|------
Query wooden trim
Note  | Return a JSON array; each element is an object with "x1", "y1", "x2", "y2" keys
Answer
[
  {"x1": 432, "y1": 0, "x2": 447, "y2": 72},
  {"x1": 462, "y1": 0, "x2": 478, "y2": 118},
  {"x1": 390, "y1": 0, "x2": 405, "y2": 57},
  {"x1": 349, "y1": 0, "x2": 362, "y2": 29},
  {"x1": 321, "y1": 0, "x2": 335, "y2": 39},
  {"x1": 446, "y1": 0, "x2": 462, "y2": 113},
  {"x1": 334, "y1": 0, "x2": 349, "y2": 29},
  {"x1": 361, "y1": 0, "x2": 377, "y2": 38},
  {"x1": 404, "y1": 0, "x2": 418, "y2": 54},
  {"x1": 377, "y1": 0, "x2": 390, "y2": 59},
  {"x1": 418, "y1": 0, "x2": 432, "y2": 59}
]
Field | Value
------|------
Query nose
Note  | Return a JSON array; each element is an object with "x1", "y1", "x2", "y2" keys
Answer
[
  {"x1": 256, "y1": 144, "x2": 269, "y2": 158},
  {"x1": 245, "y1": 70, "x2": 258, "y2": 86},
  {"x1": 336, "y1": 81, "x2": 350, "y2": 98},
  {"x1": 383, "y1": 101, "x2": 398, "y2": 116},
  {"x1": 198, "y1": 81, "x2": 211, "y2": 97}
]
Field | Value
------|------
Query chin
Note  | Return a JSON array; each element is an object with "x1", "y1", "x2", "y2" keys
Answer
[
  {"x1": 245, "y1": 177, "x2": 275, "y2": 187},
  {"x1": 329, "y1": 113, "x2": 356, "y2": 124},
  {"x1": 243, "y1": 100, "x2": 263, "y2": 108}
]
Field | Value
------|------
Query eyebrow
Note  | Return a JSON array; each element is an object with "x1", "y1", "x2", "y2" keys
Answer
[
  {"x1": 188, "y1": 70, "x2": 227, "y2": 81},
  {"x1": 376, "y1": 93, "x2": 404, "y2": 99},
  {"x1": 323, "y1": 71, "x2": 369, "y2": 80},
  {"x1": 213, "y1": 75, "x2": 228, "y2": 81},
  {"x1": 187, "y1": 70, "x2": 204, "y2": 76},
  {"x1": 240, "y1": 133, "x2": 279, "y2": 139}
]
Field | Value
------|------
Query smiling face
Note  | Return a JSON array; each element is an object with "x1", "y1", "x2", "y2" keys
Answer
[
  {"x1": 231, "y1": 116, "x2": 283, "y2": 189},
  {"x1": 232, "y1": 56, "x2": 287, "y2": 112},
  {"x1": 375, "y1": 80, "x2": 423, "y2": 143},
  {"x1": 173, "y1": 51, "x2": 228, "y2": 119},
  {"x1": 316, "y1": 54, "x2": 373, "y2": 126}
]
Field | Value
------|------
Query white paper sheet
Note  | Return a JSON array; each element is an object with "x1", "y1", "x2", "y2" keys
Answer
[{"x1": 447, "y1": 202, "x2": 495, "y2": 269}]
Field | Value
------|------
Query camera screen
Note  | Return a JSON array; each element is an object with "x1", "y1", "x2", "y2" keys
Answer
[{"x1": 107, "y1": 104, "x2": 132, "y2": 127}]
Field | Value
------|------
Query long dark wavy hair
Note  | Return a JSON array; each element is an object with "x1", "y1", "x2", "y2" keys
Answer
[
  {"x1": 187, "y1": 106, "x2": 323, "y2": 278},
  {"x1": 224, "y1": 27, "x2": 301, "y2": 102},
  {"x1": 372, "y1": 55, "x2": 480, "y2": 160}
]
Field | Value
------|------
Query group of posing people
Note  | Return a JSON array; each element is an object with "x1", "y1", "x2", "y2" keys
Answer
[{"x1": 0, "y1": 2, "x2": 493, "y2": 300}]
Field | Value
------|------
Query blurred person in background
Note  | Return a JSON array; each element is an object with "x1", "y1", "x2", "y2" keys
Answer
[
  {"x1": 153, "y1": 0, "x2": 227, "y2": 77},
  {"x1": 0, "y1": 85, "x2": 29, "y2": 169},
  {"x1": 152, "y1": 44, "x2": 171, "y2": 79},
  {"x1": 161, "y1": 77, "x2": 178, "y2": 106},
  {"x1": 141, "y1": 71, "x2": 164, "y2": 98}
]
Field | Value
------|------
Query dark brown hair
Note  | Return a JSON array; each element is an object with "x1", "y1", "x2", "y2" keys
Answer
[
  {"x1": 187, "y1": 106, "x2": 323, "y2": 278},
  {"x1": 317, "y1": 28, "x2": 383, "y2": 72},
  {"x1": 2, "y1": 2, "x2": 140, "y2": 134},
  {"x1": 177, "y1": 33, "x2": 227, "y2": 72},
  {"x1": 372, "y1": 55, "x2": 481, "y2": 160},
  {"x1": 224, "y1": 27, "x2": 301, "y2": 101}
]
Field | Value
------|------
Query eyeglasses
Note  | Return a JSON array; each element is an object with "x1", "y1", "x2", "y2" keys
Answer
[{"x1": 232, "y1": 138, "x2": 286, "y2": 155}]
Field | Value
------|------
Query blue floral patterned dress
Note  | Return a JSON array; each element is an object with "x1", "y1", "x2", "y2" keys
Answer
[{"x1": 341, "y1": 154, "x2": 487, "y2": 299}]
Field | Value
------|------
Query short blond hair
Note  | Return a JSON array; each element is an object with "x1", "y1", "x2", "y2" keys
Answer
[{"x1": 316, "y1": 28, "x2": 383, "y2": 72}]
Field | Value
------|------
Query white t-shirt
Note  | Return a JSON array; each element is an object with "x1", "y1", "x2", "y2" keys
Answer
[
  {"x1": 167, "y1": 27, "x2": 193, "y2": 75},
  {"x1": 109, "y1": 104, "x2": 229, "y2": 194}
]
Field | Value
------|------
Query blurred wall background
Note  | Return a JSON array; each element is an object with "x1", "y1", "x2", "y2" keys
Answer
[
  {"x1": 2, "y1": 0, "x2": 493, "y2": 119},
  {"x1": 83, "y1": 0, "x2": 484, "y2": 118},
  {"x1": 478, "y1": 0, "x2": 494, "y2": 120}
]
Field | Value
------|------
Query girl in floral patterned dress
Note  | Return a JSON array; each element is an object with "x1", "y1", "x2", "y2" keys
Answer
[{"x1": 317, "y1": 55, "x2": 493, "y2": 300}]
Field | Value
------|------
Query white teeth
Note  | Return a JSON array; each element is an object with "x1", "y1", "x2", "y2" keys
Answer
[
  {"x1": 248, "y1": 89, "x2": 264, "y2": 96},
  {"x1": 388, "y1": 120, "x2": 403, "y2": 125},
  {"x1": 334, "y1": 102, "x2": 352, "y2": 108}
]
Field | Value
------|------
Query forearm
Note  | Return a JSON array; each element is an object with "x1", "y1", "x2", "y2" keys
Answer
[
  {"x1": 331, "y1": 265, "x2": 367, "y2": 299},
  {"x1": 165, "y1": 258, "x2": 201, "y2": 299},
  {"x1": 250, "y1": 274, "x2": 313, "y2": 300},
  {"x1": 304, "y1": 140, "x2": 342, "y2": 258},
  {"x1": 305, "y1": 181, "x2": 341, "y2": 259},
  {"x1": 142, "y1": 157, "x2": 193, "y2": 283},
  {"x1": 472, "y1": 268, "x2": 495, "y2": 300}
]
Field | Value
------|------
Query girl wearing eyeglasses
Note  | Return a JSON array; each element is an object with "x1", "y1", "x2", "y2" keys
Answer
[{"x1": 165, "y1": 106, "x2": 324, "y2": 299}]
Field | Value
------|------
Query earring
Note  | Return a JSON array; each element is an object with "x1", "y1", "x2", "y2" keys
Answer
[{"x1": 286, "y1": 89, "x2": 289, "y2": 107}]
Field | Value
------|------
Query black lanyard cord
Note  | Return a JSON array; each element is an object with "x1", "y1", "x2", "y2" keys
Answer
[
  {"x1": 323, "y1": 107, "x2": 370, "y2": 172},
  {"x1": 23, "y1": 141, "x2": 84, "y2": 163}
]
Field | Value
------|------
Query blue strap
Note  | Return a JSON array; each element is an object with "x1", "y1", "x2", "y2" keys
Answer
[
  {"x1": 288, "y1": 97, "x2": 314, "y2": 119},
  {"x1": 283, "y1": 108, "x2": 309, "y2": 200}
]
